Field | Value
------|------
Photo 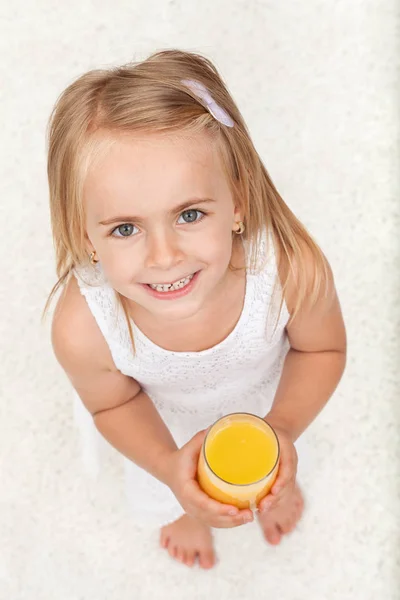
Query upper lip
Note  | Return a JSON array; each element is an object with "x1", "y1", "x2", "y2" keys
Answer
[{"x1": 143, "y1": 272, "x2": 197, "y2": 285}]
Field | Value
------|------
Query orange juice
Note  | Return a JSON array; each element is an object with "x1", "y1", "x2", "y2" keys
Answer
[{"x1": 198, "y1": 413, "x2": 279, "y2": 509}]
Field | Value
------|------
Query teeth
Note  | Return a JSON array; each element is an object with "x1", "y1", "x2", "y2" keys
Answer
[{"x1": 149, "y1": 273, "x2": 194, "y2": 292}]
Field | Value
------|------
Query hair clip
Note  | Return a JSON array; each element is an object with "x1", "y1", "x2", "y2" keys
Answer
[{"x1": 181, "y1": 79, "x2": 234, "y2": 128}]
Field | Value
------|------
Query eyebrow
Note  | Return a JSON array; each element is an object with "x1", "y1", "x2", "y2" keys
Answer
[{"x1": 98, "y1": 197, "x2": 217, "y2": 226}]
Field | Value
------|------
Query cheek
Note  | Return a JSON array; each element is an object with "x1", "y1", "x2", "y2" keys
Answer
[
  {"x1": 200, "y1": 229, "x2": 233, "y2": 268},
  {"x1": 99, "y1": 245, "x2": 140, "y2": 284}
]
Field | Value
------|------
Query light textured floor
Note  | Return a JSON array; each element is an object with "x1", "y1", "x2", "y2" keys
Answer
[{"x1": 1, "y1": 2, "x2": 399, "y2": 599}]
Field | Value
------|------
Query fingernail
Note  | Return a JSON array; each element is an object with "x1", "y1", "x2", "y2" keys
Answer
[
  {"x1": 229, "y1": 509, "x2": 238, "y2": 516},
  {"x1": 243, "y1": 516, "x2": 251, "y2": 523}
]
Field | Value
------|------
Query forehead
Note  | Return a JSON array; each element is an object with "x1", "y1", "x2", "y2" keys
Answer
[{"x1": 83, "y1": 131, "x2": 227, "y2": 209}]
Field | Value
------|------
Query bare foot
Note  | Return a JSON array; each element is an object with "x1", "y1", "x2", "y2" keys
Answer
[
  {"x1": 160, "y1": 514, "x2": 216, "y2": 569},
  {"x1": 257, "y1": 484, "x2": 304, "y2": 545}
]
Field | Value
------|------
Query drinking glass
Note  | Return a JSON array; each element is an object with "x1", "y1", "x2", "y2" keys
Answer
[{"x1": 197, "y1": 412, "x2": 280, "y2": 510}]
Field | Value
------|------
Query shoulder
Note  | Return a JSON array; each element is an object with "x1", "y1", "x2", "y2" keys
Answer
[
  {"x1": 274, "y1": 234, "x2": 334, "y2": 315},
  {"x1": 51, "y1": 273, "x2": 141, "y2": 415},
  {"x1": 274, "y1": 235, "x2": 346, "y2": 353},
  {"x1": 51, "y1": 273, "x2": 114, "y2": 373}
]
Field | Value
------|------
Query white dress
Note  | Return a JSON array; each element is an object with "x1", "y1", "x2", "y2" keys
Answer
[{"x1": 72, "y1": 229, "x2": 297, "y2": 526}]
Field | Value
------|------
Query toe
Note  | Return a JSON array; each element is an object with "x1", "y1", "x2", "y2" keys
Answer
[
  {"x1": 279, "y1": 517, "x2": 295, "y2": 534},
  {"x1": 168, "y1": 545, "x2": 177, "y2": 560},
  {"x1": 199, "y1": 549, "x2": 215, "y2": 569},
  {"x1": 177, "y1": 549, "x2": 186, "y2": 563},
  {"x1": 269, "y1": 530, "x2": 282, "y2": 545},
  {"x1": 295, "y1": 488, "x2": 305, "y2": 509},
  {"x1": 185, "y1": 551, "x2": 196, "y2": 567},
  {"x1": 161, "y1": 536, "x2": 169, "y2": 548},
  {"x1": 160, "y1": 532, "x2": 169, "y2": 549},
  {"x1": 175, "y1": 547, "x2": 183, "y2": 562},
  {"x1": 296, "y1": 505, "x2": 304, "y2": 526},
  {"x1": 298, "y1": 498, "x2": 305, "y2": 516},
  {"x1": 263, "y1": 524, "x2": 282, "y2": 545}
]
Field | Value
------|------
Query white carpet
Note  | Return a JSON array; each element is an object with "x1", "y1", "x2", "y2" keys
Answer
[{"x1": 1, "y1": 1, "x2": 399, "y2": 598}]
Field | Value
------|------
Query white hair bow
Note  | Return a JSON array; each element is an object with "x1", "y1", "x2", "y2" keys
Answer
[{"x1": 181, "y1": 79, "x2": 235, "y2": 128}]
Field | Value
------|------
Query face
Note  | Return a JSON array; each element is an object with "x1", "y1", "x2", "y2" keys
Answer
[{"x1": 83, "y1": 130, "x2": 242, "y2": 322}]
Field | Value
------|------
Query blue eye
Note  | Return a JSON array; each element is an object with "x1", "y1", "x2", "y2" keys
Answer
[
  {"x1": 177, "y1": 209, "x2": 205, "y2": 224},
  {"x1": 111, "y1": 223, "x2": 138, "y2": 238}
]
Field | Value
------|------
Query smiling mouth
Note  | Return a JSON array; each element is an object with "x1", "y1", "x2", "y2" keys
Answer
[{"x1": 145, "y1": 273, "x2": 196, "y2": 293}]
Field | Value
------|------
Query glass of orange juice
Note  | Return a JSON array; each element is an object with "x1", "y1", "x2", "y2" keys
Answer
[{"x1": 197, "y1": 413, "x2": 280, "y2": 510}]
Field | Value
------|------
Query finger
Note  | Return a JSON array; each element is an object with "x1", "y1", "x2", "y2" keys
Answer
[
  {"x1": 257, "y1": 492, "x2": 276, "y2": 513},
  {"x1": 271, "y1": 455, "x2": 297, "y2": 496},
  {"x1": 207, "y1": 508, "x2": 254, "y2": 529},
  {"x1": 211, "y1": 516, "x2": 251, "y2": 529},
  {"x1": 271, "y1": 471, "x2": 296, "y2": 497},
  {"x1": 258, "y1": 478, "x2": 296, "y2": 513},
  {"x1": 186, "y1": 480, "x2": 241, "y2": 516},
  {"x1": 225, "y1": 508, "x2": 254, "y2": 524},
  {"x1": 184, "y1": 428, "x2": 211, "y2": 453},
  {"x1": 180, "y1": 428, "x2": 212, "y2": 474}
]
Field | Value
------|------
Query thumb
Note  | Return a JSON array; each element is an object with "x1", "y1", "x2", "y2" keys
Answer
[
  {"x1": 184, "y1": 427, "x2": 209, "y2": 452},
  {"x1": 180, "y1": 427, "x2": 210, "y2": 471}
]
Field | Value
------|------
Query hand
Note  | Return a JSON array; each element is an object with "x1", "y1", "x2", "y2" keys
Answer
[
  {"x1": 257, "y1": 419, "x2": 298, "y2": 514},
  {"x1": 165, "y1": 429, "x2": 254, "y2": 529}
]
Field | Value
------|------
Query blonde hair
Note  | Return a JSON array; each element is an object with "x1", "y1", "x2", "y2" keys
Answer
[{"x1": 43, "y1": 48, "x2": 330, "y2": 349}]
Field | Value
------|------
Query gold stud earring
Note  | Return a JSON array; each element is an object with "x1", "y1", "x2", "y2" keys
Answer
[
  {"x1": 233, "y1": 221, "x2": 245, "y2": 235},
  {"x1": 89, "y1": 251, "x2": 99, "y2": 265}
]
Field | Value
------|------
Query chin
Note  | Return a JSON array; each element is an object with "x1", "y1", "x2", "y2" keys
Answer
[{"x1": 149, "y1": 298, "x2": 204, "y2": 321}]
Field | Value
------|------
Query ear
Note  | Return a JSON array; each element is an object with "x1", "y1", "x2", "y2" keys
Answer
[
  {"x1": 84, "y1": 231, "x2": 95, "y2": 255},
  {"x1": 232, "y1": 206, "x2": 243, "y2": 230},
  {"x1": 233, "y1": 204, "x2": 243, "y2": 225}
]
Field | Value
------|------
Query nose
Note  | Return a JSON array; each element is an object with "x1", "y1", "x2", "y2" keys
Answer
[{"x1": 144, "y1": 229, "x2": 185, "y2": 271}]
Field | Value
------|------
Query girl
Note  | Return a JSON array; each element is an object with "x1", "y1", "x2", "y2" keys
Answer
[{"x1": 45, "y1": 49, "x2": 346, "y2": 570}]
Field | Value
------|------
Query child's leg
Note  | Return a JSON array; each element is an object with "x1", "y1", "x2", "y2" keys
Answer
[{"x1": 160, "y1": 514, "x2": 216, "y2": 569}]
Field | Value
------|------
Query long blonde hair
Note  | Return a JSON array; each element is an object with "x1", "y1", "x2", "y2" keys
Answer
[{"x1": 43, "y1": 48, "x2": 329, "y2": 348}]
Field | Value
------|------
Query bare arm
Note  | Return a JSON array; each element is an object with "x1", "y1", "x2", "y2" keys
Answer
[
  {"x1": 52, "y1": 276, "x2": 177, "y2": 487},
  {"x1": 265, "y1": 246, "x2": 347, "y2": 441},
  {"x1": 93, "y1": 392, "x2": 178, "y2": 486},
  {"x1": 52, "y1": 276, "x2": 252, "y2": 527},
  {"x1": 256, "y1": 245, "x2": 347, "y2": 510}
]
